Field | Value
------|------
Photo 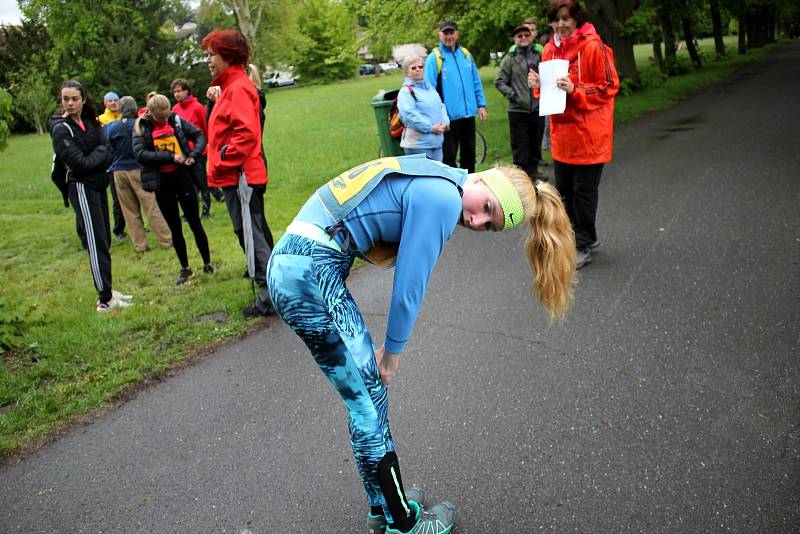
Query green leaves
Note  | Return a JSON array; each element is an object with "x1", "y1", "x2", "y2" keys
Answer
[{"x1": 0, "y1": 89, "x2": 11, "y2": 151}]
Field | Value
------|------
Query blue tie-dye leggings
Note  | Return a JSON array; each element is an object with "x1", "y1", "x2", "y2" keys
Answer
[{"x1": 267, "y1": 233, "x2": 398, "y2": 520}]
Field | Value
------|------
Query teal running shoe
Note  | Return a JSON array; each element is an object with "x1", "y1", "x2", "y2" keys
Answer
[
  {"x1": 385, "y1": 500, "x2": 457, "y2": 534},
  {"x1": 366, "y1": 486, "x2": 427, "y2": 534}
]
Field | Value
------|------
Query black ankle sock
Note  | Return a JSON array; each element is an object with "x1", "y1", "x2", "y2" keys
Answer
[
  {"x1": 389, "y1": 508, "x2": 417, "y2": 533},
  {"x1": 370, "y1": 505, "x2": 383, "y2": 517}
]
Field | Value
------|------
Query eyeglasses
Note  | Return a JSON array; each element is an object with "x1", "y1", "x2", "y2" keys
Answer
[
  {"x1": 409, "y1": 65, "x2": 423, "y2": 70},
  {"x1": 515, "y1": 32, "x2": 532, "y2": 38}
]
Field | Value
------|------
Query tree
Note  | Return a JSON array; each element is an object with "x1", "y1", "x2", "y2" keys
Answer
[
  {"x1": 294, "y1": 0, "x2": 359, "y2": 82},
  {"x1": 679, "y1": 0, "x2": 702, "y2": 68},
  {"x1": 0, "y1": 89, "x2": 11, "y2": 151},
  {"x1": 219, "y1": 0, "x2": 263, "y2": 64},
  {"x1": 709, "y1": 0, "x2": 727, "y2": 57},
  {"x1": 11, "y1": 69, "x2": 54, "y2": 134},
  {"x1": 586, "y1": 0, "x2": 641, "y2": 84},
  {"x1": 20, "y1": 0, "x2": 195, "y2": 101},
  {"x1": 655, "y1": 0, "x2": 678, "y2": 67}
]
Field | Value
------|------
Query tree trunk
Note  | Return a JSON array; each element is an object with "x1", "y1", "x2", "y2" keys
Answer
[
  {"x1": 586, "y1": 0, "x2": 640, "y2": 83},
  {"x1": 738, "y1": 6, "x2": 747, "y2": 54},
  {"x1": 709, "y1": 0, "x2": 725, "y2": 57},
  {"x1": 656, "y1": 0, "x2": 677, "y2": 62},
  {"x1": 223, "y1": 0, "x2": 263, "y2": 66},
  {"x1": 681, "y1": 3, "x2": 701, "y2": 68},
  {"x1": 652, "y1": 31, "x2": 664, "y2": 71}
]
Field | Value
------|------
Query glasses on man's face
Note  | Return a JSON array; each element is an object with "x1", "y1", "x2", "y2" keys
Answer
[
  {"x1": 442, "y1": 29, "x2": 456, "y2": 36},
  {"x1": 516, "y1": 32, "x2": 532, "y2": 39}
]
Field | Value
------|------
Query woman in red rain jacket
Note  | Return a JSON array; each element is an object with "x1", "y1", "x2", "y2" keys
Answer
[
  {"x1": 529, "y1": 0, "x2": 619, "y2": 269},
  {"x1": 201, "y1": 29, "x2": 275, "y2": 318}
]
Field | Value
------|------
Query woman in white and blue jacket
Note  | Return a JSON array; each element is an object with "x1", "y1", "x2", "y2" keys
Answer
[{"x1": 398, "y1": 55, "x2": 449, "y2": 161}]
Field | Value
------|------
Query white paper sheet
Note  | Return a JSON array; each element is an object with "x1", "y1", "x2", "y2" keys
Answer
[{"x1": 538, "y1": 59, "x2": 570, "y2": 116}]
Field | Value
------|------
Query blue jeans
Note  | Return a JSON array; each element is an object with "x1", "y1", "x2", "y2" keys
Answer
[
  {"x1": 403, "y1": 146, "x2": 443, "y2": 162},
  {"x1": 267, "y1": 234, "x2": 399, "y2": 520}
]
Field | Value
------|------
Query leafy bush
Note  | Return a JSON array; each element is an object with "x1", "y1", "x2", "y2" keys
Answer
[
  {"x1": 639, "y1": 65, "x2": 668, "y2": 89},
  {"x1": 663, "y1": 55, "x2": 694, "y2": 76},
  {"x1": 0, "y1": 89, "x2": 11, "y2": 151}
]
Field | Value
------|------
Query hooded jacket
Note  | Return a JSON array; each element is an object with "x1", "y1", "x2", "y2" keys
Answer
[
  {"x1": 131, "y1": 112, "x2": 206, "y2": 192},
  {"x1": 424, "y1": 42, "x2": 486, "y2": 121},
  {"x1": 398, "y1": 77, "x2": 449, "y2": 150},
  {"x1": 206, "y1": 64, "x2": 268, "y2": 188},
  {"x1": 495, "y1": 45, "x2": 541, "y2": 113},
  {"x1": 49, "y1": 114, "x2": 113, "y2": 191},
  {"x1": 535, "y1": 23, "x2": 619, "y2": 164}
]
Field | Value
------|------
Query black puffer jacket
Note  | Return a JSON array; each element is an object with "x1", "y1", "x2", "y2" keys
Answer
[
  {"x1": 49, "y1": 114, "x2": 114, "y2": 191},
  {"x1": 131, "y1": 112, "x2": 207, "y2": 192}
]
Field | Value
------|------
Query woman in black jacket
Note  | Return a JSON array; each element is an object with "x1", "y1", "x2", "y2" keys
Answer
[
  {"x1": 132, "y1": 94, "x2": 212, "y2": 284},
  {"x1": 50, "y1": 79, "x2": 133, "y2": 312}
]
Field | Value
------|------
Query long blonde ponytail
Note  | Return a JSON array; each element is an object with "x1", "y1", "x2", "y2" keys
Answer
[{"x1": 498, "y1": 166, "x2": 576, "y2": 318}]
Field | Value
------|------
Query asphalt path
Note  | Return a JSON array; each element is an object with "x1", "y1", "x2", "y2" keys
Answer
[{"x1": 2, "y1": 42, "x2": 799, "y2": 533}]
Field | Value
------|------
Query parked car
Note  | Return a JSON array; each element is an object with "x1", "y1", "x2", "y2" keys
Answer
[
  {"x1": 359, "y1": 64, "x2": 377, "y2": 76},
  {"x1": 264, "y1": 71, "x2": 297, "y2": 87},
  {"x1": 378, "y1": 61, "x2": 400, "y2": 72}
]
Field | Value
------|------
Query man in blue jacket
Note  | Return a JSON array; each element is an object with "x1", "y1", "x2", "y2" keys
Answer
[{"x1": 424, "y1": 20, "x2": 487, "y2": 173}]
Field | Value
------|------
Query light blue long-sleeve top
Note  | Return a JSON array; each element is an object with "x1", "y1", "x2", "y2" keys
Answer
[
  {"x1": 295, "y1": 174, "x2": 464, "y2": 353},
  {"x1": 398, "y1": 77, "x2": 449, "y2": 150}
]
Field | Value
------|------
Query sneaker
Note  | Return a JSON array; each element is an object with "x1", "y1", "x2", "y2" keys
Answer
[
  {"x1": 241, "y1": 304, "x2": 276, "y2": 318},
  {"x1": 96, "y1": 293, "x2": 134, "y2": 312},
  {"x1": 176, "y1": 267, "x2": 193, "y2": 285},
  {"x1": 385, "y1": 500, "x2": 457, "y2": 534},
  {"x1": 114, "y1": 232, "x2": 128, "y2": 241},
  {"x1": 112, "y1": 289, "x2": 134, "y2": 303},
  {"x1": 203, "y1": 263, "x2": 214, "y2": 274},
  {"x1": 202, "y1": 210, "x2": 211, "y2": 219},
  {"x1": 589, "y1": 239, "x2": 600, "y2": 249},
  {"x1": 576, "y1": 248, "x2": 592, "y2": 270},
  {"x1": 367, "y1": 487, "x2": 427, "y2": 534}
]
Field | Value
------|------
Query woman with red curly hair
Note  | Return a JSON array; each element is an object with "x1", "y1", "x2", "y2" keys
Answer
[{"x1": 201, "y1": 29, "x2": 275, "y2": 317}]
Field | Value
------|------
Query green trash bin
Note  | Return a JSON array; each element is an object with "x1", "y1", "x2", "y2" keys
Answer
[{"x1": 371, "y1": 89, "x2": 405, "y2": 157}]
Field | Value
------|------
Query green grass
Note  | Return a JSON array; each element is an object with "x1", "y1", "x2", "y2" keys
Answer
[{"x1": 0, "y1": 37, "x2": 781, "y2": 456}]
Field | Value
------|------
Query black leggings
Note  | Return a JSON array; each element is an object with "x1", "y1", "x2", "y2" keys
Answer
[
  {"x1": 155, "y1": 167, "x2": 211, "y2": 268},
  {"x1": 554, "y1": 161, "x2": 604, "y2": 251}
]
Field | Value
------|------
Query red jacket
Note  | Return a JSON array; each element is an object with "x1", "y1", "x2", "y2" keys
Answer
[
  {"x1": 535, "y1": 23, "x2": 619, "y2": 165},
  {"x1": 207, "y1": 64, "x2": 267, "y2": 187},
  {"x1": 173, "y1": 95, "x2": 207, "y2": 135},
  {"x1": 173, "y1": 95, "x2": 207, "y2": 154}
]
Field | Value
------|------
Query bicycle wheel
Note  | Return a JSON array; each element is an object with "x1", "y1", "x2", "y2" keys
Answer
[{"x1": 475, "y1": 129, "x2": 487, "y2": 165}]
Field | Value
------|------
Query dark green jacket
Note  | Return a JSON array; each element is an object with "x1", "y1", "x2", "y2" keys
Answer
[{"x1": 494, "y1": 46, "x2": 541, "y2": 113}]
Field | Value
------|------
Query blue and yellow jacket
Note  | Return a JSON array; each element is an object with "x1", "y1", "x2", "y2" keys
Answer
[{"x1": 424, "y1": 42, "x2": 487, "y2": 121}]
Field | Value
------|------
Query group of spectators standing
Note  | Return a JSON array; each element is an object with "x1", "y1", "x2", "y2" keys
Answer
[
  {"x1": 50, "y1": 30, "x2": 276, "y2": 316},
  {"x1": 397, "y1": 0, "x2": 618, "y2": 270}
]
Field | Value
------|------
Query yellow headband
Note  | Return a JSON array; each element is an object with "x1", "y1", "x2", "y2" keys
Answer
[{"x1": 478, "y1": 169, "x2": 525, "y2": 230}]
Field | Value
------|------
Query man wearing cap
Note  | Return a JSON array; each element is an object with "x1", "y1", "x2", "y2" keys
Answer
[
  {"x1": 98, "y1": 91, "x2": 127, "y2": 240},
  {"x1": 424, "y1": 21, "x2": 487, "y2": 174},
  {"x1": 494, "y1": 24, "x2": 544, "y2": 181}
]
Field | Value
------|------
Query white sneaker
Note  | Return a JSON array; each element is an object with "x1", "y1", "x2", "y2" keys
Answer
[
  {"x1": 97, "y1": 293, "x2": 134, "y2": 312},
  {"x1": 576, "y1": 248, "x2": 592, "y2": 270},
  {"x1": 112, "y1": 289, "x2": 134, "y2": 303}
]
